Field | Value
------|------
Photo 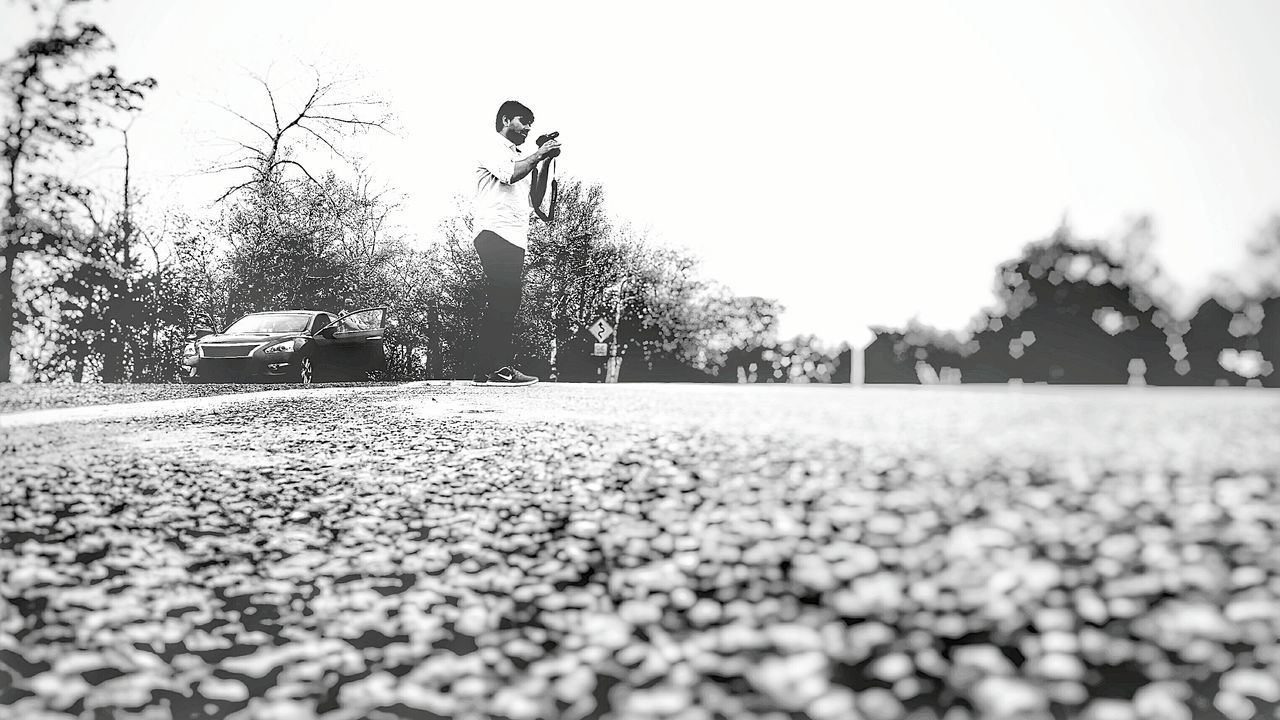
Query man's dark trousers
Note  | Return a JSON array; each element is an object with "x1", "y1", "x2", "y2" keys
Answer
[{"x1": 473, "y1": 230, "x2": 525, "y2": 376}]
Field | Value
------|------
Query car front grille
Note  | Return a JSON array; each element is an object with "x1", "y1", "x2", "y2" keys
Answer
[{"x1": 200, "y1": 344, "x2": 256, "y2": 358}]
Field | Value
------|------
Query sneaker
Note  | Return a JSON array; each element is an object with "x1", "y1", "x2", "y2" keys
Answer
[
  {"x1": 483, "y1": 366, "x2": 538, "y2": 387},
  {"x1": 471, "y1": 372, "x2": 489, "y2": 386}
]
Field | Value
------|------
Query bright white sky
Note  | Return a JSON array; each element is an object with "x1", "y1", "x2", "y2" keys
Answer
[{"x1": 5, "y1": 0, "x2": 1280, "y2": 346}]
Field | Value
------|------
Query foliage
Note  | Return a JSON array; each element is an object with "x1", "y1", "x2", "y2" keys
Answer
[
  {"x1": 1, "y1": 0, "x2": 156, "y2": 381},
  {"x1": 521, "y1": 180, "x2": 621, "y2": 379},
  {"x1": 865, "y1": 223, "x2": 1278, "y2": 386}
]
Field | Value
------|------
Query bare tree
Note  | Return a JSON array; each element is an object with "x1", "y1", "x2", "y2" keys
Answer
[{"x1": 208, "y1": 71, "x2": 390, "y2": 203}]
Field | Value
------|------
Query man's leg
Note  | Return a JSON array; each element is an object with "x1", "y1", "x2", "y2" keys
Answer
[{"x1": 473, "y1": 230, "x2": 525, "y2": 377}]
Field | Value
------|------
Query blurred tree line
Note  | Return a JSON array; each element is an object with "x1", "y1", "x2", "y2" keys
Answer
[{"x1": 865, "y1": 220, "x2": 1280, "y2": 387}]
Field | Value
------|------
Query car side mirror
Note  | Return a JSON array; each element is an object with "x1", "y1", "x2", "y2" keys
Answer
[{"x1": 317, "y1": 326, "x2": 337, "y2": 339}]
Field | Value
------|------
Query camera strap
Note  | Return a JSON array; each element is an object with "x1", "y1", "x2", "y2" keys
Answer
[{"x1": 530, "y1": 156, "x2": 557, "y2": 222}]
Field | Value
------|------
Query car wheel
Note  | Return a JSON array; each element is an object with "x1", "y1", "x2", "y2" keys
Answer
[{"x1": 299, "y1": 357, "x2": 315, "y2": 386}]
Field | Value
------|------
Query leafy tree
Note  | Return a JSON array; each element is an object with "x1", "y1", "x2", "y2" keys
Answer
[
  {"x1": 433, "y1": 178, "x2": 802, "y2": 383},
  {"x1": 607, "y1": 242, "x2": 722, "y2": 382},
  {"x1": 1244, "y1": 219, "x2": 1279, "y2": 386},
  {"x1": 20, "y1": 131, "x2": 193, "y2": 382},
  {"x1": 864, "y1": 327, "x2": 927, "y2": 384},
  {"x1": 522, "y1": 179, "x2": 622, "y2": 379},
  {"x1": 218, "y1": 169, "x2": 397, "y2": 315},
  {"x1": 717, "y1": 295, "x2": 786, "y2": 382},
  {"x1": 1259, "y1": 296, "x2": 1279, "y2": 388},
  {"x1": 1, "y1": 0, "x2": 155, "y2": 381},
  {"x1": 204, "y1": 72, "x2": 391, "y2": 319},
  {"x1": 1181, "y1": 296, "x2": 1249, "y2": 386},
  {"x1": 963, "y1": 227, "x2": 1178, "y2": 384},
  {"x1": 379, "y1": 205, "x2": 486, "y2": 379},
  {"x1": 864, "y1": 225, "x2": 1187, "y2": 385}
]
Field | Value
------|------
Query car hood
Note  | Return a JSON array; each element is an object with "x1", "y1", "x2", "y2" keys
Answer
[{"x1": 199, "y1": 332, "x2": 307, "y2": 345}]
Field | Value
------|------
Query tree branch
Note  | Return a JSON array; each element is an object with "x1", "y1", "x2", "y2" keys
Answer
[{"x1": 212, "y1": 101, "x2": 274, "y2": 142}]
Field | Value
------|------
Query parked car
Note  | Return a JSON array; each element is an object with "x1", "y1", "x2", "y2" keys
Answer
[{"x1": 179, "y1": 308, "x2": 387, "y2": 384}]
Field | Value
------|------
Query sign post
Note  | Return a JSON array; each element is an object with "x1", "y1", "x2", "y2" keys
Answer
[{"x1": 587, "y1": 318, "x2": 617, "y2": 383}]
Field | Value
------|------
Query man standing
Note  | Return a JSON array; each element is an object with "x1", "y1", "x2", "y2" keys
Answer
[{"x1": 471, "y1": 100, "x2": 561, "y2": 387}]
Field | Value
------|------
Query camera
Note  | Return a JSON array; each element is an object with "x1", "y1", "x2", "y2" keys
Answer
[{"x1": 536, "y1": 132, "x2": 560, "y2": 158}]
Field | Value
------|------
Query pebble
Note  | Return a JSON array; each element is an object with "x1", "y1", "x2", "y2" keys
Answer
[
  {"x1": 791, "y1": 556, "x2": 838, "y2": 592},
  {"x1": 1133, "y1": 682, "x2": 1192, "y2": 720},
  {"x1": 970, "y1": 676, "x2": 1049, "y2": 716},
  {"x1": 1040, "y1": 630, "x2": 1079, "y2": 654},
  {"x1": 858, "y1": 686, "x2": 906, "y2": 720},
  {"x1": 1037, "y1": 652, "x2": 1085, "y2": 680},
  {"x1": 619, "y1": 599, "x2": 663, "y2": 626},
  {"x1": 454, "y1": 604, "x2": 489, "y2": 636},
  {"x1": 1075, "y1": 591, "x2": 1109, "y2": 624},
  {"x1": 199, "y1": 677, "x2": 249, "y2": 702},
  {"x1": 891, "y1": 676, "x2": 922, "y2": 701},
  {"x1": 1229, "y1": 566, "x2": 1266, "y2": 588},
  {"x1": 670, "y1": 586, "x2": 696, "y2": 609},
  {"x1": 1034, "y1": 607, "x2": 1075, "y2": 632},
  {"x1": 807, "y1": 685, "x2": 858, "y2": 720},
  {"x1": 867, "y1": 515, "x2": 905, "y2": 536},
  {"x1": 870, "y1": 652, "x2": 914, "y2": 683},
  {"x1": 952, "y1": 645, "x2": 1015, "y2": 676},
  {"x1": 748, "y1": 655, "x2": 828, "y2": 710},
  {"x1": 1213, "y1": 692, "x2": 1256, "y2": 720},
  {"x1": 1220, "y1": 668, "x2": 1280, "y2": 702},
  {"x1": 688, "y1": 599, "x2": 722, "y2": 628},
  {"x1": 1082, "y1": 698, "x2": 1138, "y2": 720},
  {"x1": 1047, "y1": 680, "x2": 1088, "y2": 705},
  {"x1": 554, "y1": 665, "x2": 596, "y2": 703},
  {"x1": 765, "y1": 623, "x2": 824, "y2": 654},
  {"x1": 628, "y1": 684, "x2": 693, "y2": 715},
  {"x1": 567, "y1": 519, "x2": 601, "y2": 540},
  {"x1": 491, "y1": 687, "x2": 542, "y2": 720}
]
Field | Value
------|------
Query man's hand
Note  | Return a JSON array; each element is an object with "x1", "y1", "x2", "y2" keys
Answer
[
  {"x1": 510, "y1": 139, "x2": 561, "y2": 183},
  {"x1": 535, "y1": 138, "x2": 561, "y2": 160}
]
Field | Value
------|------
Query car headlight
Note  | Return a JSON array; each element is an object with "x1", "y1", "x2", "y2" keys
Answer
[
  {"x1": 264, "y1": 338, "x2": 304, "y2": 354},
  {"x1": 183, "y1": 342, "x2": 196, "y2": 356}
]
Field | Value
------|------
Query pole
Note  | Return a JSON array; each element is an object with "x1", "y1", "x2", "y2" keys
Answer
[{"x1": 605, "y1": 278, "x2": 625, "y2": 383}]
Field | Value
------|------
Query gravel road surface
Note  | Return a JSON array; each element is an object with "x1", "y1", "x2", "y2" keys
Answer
[
  {"x1": 2, "y1": 383, "x2": 1278, "y2": 720},
  {"x1": 0, "y1": 382, "x2": 396, "y2": 415}
]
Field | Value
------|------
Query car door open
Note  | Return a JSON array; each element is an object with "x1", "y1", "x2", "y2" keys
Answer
[{"x1": 313, "y1": 307, "x2": 388, "y2": 379}]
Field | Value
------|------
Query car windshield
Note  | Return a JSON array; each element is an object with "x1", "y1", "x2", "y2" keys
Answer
[{"x1": 223, "y1": 313, "x2": 313, "y2": 334}]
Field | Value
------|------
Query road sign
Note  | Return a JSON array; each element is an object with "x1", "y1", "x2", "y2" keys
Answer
[
  {"x1": 588, "y1": 318, "x2": 614, "y2": 343},
  {"x1": 592, "y1": 342, "x2": 608, "y2": 357}
]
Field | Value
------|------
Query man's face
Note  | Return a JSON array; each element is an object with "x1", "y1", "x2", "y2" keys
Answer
[{"x1": 502, "y1": 115, "x2": 533, "y2": 146}]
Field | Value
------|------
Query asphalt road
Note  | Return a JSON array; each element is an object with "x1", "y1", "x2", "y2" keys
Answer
[{"x1": 2, "y1": 383, "x2": 1279, "y2": 720}]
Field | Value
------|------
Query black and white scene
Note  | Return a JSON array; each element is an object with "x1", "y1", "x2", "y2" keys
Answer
[{"x1": 2, "y1": 1, "x2": 1279, "y2": 719}]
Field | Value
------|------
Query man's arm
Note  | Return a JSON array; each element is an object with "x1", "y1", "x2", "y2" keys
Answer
[
  {"x1": 510, "y1": 140, "x2": 560, "y2": 183},
  {"x1": 481, "y1": 139, "x2": 562, "y2": 184}
]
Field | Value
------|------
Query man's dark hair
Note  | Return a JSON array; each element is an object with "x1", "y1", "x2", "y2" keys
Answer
[{"x1": 495, "y1": 100, "x2": 534, "y2": 131}]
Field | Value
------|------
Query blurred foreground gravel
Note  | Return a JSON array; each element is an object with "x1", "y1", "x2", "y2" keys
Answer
[{"x1": 2, "y1": 383, "x2": 1279, "y2": 720}]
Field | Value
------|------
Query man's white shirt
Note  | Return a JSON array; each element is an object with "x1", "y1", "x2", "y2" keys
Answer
[{"x1": 474, "y1": 132, "x2": 533, "y2": 250}]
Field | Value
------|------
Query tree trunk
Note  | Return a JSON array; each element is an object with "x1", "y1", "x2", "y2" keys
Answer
[
  {"x1": 3, "y1": 151, "x2": 19, "y2": 384},
  {"x1": 605, "y1": 354, "x2": 622, "y2": 384},
  {"x1": 0, "y1": 249, "x2": 13, "y2": 383},
  {"x1": 548, "y1": 307, "x2": 559, "y2": 382}
]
